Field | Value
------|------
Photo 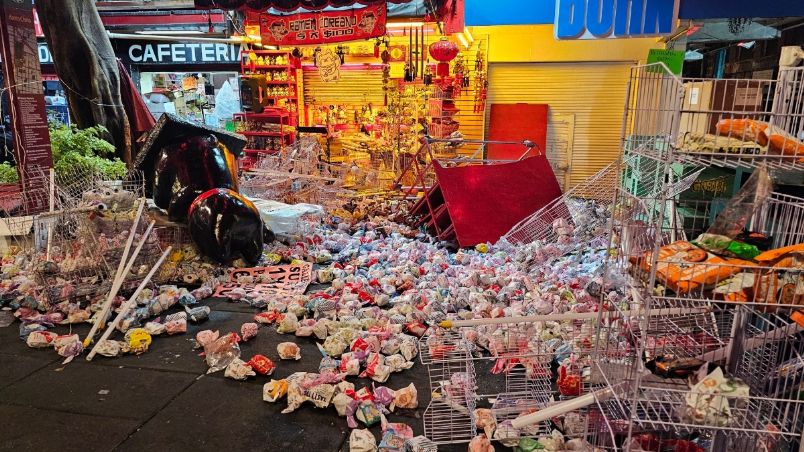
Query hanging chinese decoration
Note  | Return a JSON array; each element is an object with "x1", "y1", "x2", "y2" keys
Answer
[{"x1": 428, "y1": 37, "x2": 459, "y2": 78}]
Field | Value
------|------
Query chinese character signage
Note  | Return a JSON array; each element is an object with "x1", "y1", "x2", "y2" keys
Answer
[{"x1": 260, "y1": 3, "x2": 386, "y2": 46}]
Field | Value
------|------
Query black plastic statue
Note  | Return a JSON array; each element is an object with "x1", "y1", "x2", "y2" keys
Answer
[{"x1": 135, "y1": 114, "x2": 267, "y2": 265}]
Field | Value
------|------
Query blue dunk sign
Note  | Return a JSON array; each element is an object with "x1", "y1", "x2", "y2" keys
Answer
[{"x1": 555, "y1": 0, "x2": 678, "y2": 39}]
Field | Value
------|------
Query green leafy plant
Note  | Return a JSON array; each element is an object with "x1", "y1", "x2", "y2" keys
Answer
[
  {"x1": 0, "y1": 161, "x2": 18, "y2": 184},
  {"x1": 0, "y1": 124, "x2": 126, "y2": 186},
  {"x1": 49, "y1": 123, "x2": 127, "y2": 181}
]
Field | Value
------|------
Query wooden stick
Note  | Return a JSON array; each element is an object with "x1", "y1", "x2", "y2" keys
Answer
[
  {"x1": 82, "y1": 200, "x2": 147, "y2": 347},
  {"x1": 83, "y1": 219, "x2": 154, "y2": 347},
  {"x1": 86, "y1": 246, "x2": 172, "y2": 361}
]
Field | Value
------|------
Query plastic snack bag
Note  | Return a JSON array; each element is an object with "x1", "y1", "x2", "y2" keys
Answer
[
  {"x1": 263, "y1": 379, "x2": 289, "y2": 402},
  {"x1": 240, "y1": 322, "x2": 259, "y2": 341},
  {"x1": 54, "y1": 334, "x2": 84, "y2": 363},
  {"x1": 164, "y1": 311, "x2": 188, "y2": 335},
  {"x1": 704, "y1": 166, "x2": 773, "y2": 240},
  {"x1": 474, "y1": 408, "x2": 497, "y2": 438},
  {"x1": 392, "y1": 383, "x2": 418, "y2": 410},
  {"x1": 195, "y1": 330, "x2": 220, "y2": 349},
  {"x1": 277, "y1": 342, "x2": 301, "y2": 360},
  {"x1": 247, "y1": 354, "x2": 276, "y2": 376},
  {"x1": 225, "y1": 358, "x2": 256, "y2": 380},
  {"x1": 276, "y1": 312, "x2": 299, "y2": 334},
  {"x1": 144, "y1": 320, "x2": 166, "y2": 336},
  {"x1": 404, "y1": 436, "x2": 437, "y2": 452},
  {"x1": 94, "y1": 339, "x2": 124, "y2": 357},
  {"x1": 204, "y1": 332, "x2": 241, "y2": 373},
  {"x1": 26, "y1": 330, "x2": 57, "y2": 348},
  {"x1": 379, "y1": 423, "x2": 413, "y2": 452},
  {"x1": 124, "y1": 328, "x2": 152, "y2": 355},
  {"x1": 333, "y1": 392, "x2": 353, "y2": 416},
  {"x1": 349, "y1": 428, "x2": 378, "y2": 452},
  {"x1": 185, "y1": 305, "x2": 210, "y2": 323},
  {"x1": 468, "y1": 434, "x2": 495, "y2": 452}
]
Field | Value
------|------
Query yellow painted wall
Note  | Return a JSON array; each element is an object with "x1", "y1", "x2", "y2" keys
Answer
[{"x1": 473, "y1": 25, "x2": 661, "y2": 63}]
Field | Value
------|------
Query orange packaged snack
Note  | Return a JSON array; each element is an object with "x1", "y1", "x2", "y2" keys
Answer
[
  {"x1": 715, "y1": 118, "x2": 769, "y2": 145},
  {"x1": 644, "y1": 241, "x2": 756, "y2": 294}
]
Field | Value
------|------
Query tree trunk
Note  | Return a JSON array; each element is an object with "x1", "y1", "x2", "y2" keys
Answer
[{"x1": 36, "y1": 0, "x2": 133, "y2": 165}]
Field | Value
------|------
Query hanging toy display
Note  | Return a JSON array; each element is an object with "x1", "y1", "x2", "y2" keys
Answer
[{"x1": 135, "y1": 114, "x2": 270, "y2": 266}]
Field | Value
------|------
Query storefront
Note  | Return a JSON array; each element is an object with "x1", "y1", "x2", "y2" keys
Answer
[
  {"x1": 464, "y1": 0, "x2": 662, "y2": 189},
  {"x1": 37, "y1": 39, "x2": 246, "y2": 127}
]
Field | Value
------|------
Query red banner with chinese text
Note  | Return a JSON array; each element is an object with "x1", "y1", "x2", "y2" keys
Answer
[{"x1": 259, "y1": 2, "x2": 386, "y2": 46}]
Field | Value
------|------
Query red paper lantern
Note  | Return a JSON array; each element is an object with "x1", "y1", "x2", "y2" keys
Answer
[{"x1": 429, "y1": 37, "x2": 459, "y2": 77}]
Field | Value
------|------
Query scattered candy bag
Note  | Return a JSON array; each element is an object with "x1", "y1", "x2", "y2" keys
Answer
[
  {"x1": 277, "y1": 342, "x2": 301, "y2": 360},
  {"x1": 124, "y1": 328, "x2": 152, "y2": 355},
  {"x1": 240, "y1": 322, "x2": 259, "y2": 341},
  {"x1": 379, "y1": 423, "x2": 413, "y2": 452},
  {"x1": 340, "y1": 358, "x2": 361, "y2": 376},
  {"x1": 276, "y1": 312, "x2": 299, "y2": 334},
  {"x1": 54, "y1": 334, "x2": 84, "y2": 363},
  {"x1": 349, "y1": 428, "x2": 377, "y2": 452},
  {"x1": 225, "y1": 358, "x2": 256, "y2": 380},
  {"x1": 333, "y1": 392, "x2": 353, "y2": 416},
  {"x1": 263, "y1": 379, "x2": 289, "y2": 402},
  {"x1": 19, "y1": 323, "x2": 47, "y2": 339},
  {"x1": 469, "y1": 434, "x2": 495, "y2": 452},
  {"x1": 404, "y1": 436, "x2": 437, "y2": 452},
  {"x1": 474, "y1": 408, "x2": 497, "y2": 438},
  {"x1": 204, "y1": 332, "x2": 241, "y2": 374},
  {"x1": 195, "y1": 329, "x2": 220, "y2": 349},
  {"x1": 385, "y1": 354, "x2": 413, "y2": 373},
  {"x1": 321, "y1": 335, "x2": 348, "y2": 357},
  {"x1": 399, "y1": 335, "x2": 418, "y2": 361},
  {"x1": 143, "y1": 320, "x2": 166, "y2": 336},
  {"x1": 514, "y1": 438, "x2": 541, "y2": 452},
  {"x1": 254, "y1": 312, "x2": 277, "y2": 324},
  {"x1": 493, "y1": 421, "x2": 521, "y2": 448},
  {"x1": 295, "y1": 318, "x2": 316, "y2": 337},
  {"x1": 247, "y1": 354, "x2": 276, "y2": 375},
  {"x1": 164, "y1": 311, "x2": 188, "y2": 335},
  {"x1": 26, "y1": 330, "x2": 57, "y2": 348},
  {"x1": 392, "y1": 383, "x2": 418, "y2": 410},
  {"x1": 94, "y1": 339, "x2": 123, "y2": 357},
  {"x1": 185, "y1": 305, "x2": 210, "y2": 323},
  {"x1": 372, "y1": 386, "x2": 396, "y2": 407},
  {"x1": 312, "y1": 319, "x2": 330, "y2": 340},
  {"x1": 355, "y1": 400, "x2": 382, "y2": 427}
]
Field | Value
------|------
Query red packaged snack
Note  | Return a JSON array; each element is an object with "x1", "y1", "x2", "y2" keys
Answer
[
  {"x1": 248, "y1": 354, "x2": 276, "y2": 375},
  {"x1": 557, "y1": 365, "x2": 582, "y2": 396},
  {"x1": 404, "y1": 322, "x2": 427, "y2": 337}
]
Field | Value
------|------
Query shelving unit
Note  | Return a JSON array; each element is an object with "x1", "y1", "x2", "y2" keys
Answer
[
  {"x1": 236, "y1": 50, "x2": 301, "y2": 166},
  {"x1": 583, "y1": 63, "x2": 804, "y2": 451},
  {"x1": 233, "y1": 109, "x2": 294, "y2": 167},
  {"x1": 428, "y1": 84, "x2": 460, "y2": 139}
]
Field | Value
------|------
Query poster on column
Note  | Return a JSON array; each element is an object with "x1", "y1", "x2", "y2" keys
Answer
[
  {"x1": 0, "y1": 0, "x2": 53, "y2": 212},
  {"x1": 259, "y1": 3, "x2": 386, "y2": 46}
]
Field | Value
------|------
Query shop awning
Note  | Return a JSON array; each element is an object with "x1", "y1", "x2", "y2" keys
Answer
[{"x1": 193, "y1": 0, "x2": 414, "y2": 12}]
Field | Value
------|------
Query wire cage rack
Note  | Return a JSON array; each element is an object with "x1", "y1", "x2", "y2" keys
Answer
[
  {"x1": 419, "y1": 315, "x2": 602, "y2": 446},
  {"x1": 622, "y1": 64, "x2": 804, "y2": 171},
  {"x1": 240, "y1": 136, "x2": 350, "y2": 208},
  {"x1": 570, "y1": 63, "x2": 804, "y2": 452},
  {"x1": 1, "y1": 164, "x2": 163, "y2": 305}
]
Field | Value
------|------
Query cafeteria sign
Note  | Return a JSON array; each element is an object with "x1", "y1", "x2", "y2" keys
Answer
[{"x1": 259, "y1": 2, "x2": 386, "y2": 46}]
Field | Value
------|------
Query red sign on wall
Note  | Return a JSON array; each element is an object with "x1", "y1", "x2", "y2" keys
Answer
[
  {"x1": 0, "y1": 0, "x2": 54, "y2": 212},
  {"x1": 259, "y1": 3, "x2": 386, "y2": 46}
]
